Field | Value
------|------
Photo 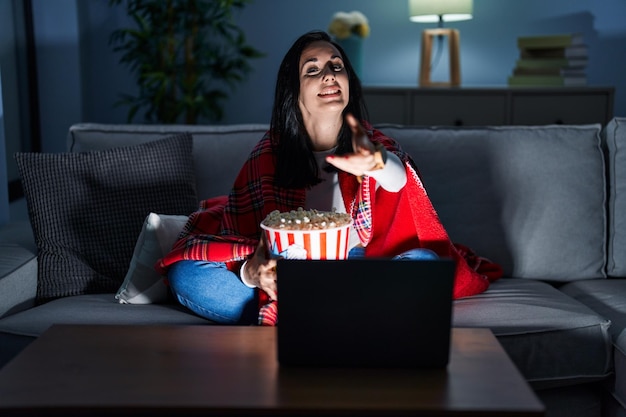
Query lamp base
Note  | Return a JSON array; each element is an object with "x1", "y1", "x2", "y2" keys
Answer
[{"x1": 419, "y1": 28, "x2": 461, "y2": 87}]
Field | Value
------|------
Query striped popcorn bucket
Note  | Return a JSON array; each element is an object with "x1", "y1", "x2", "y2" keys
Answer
[{"x1": 260, "y1": 222, "x2": 352, "y2": 260}]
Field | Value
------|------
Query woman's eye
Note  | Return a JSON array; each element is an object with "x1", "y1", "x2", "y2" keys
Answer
[
  {"x1": 333, "y1": 64, "x2": 344, "y2": 71},
  {"x1": 306, "y1": 67, "x2": 320, "y2": 75}
]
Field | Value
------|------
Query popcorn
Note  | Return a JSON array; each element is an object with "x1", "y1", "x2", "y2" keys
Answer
[{"x1": 261, "y1": 208, "x2": 351, "y2": 231}]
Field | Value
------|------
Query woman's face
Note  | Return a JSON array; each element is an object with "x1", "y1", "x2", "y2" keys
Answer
[{"x1": 298, "y1": 40, "x2": 350, "y2": 119}]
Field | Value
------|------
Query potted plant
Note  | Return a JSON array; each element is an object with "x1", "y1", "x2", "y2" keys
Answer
[{"x1": 109, "y1": 0, "x2": 263, "y2": 124}]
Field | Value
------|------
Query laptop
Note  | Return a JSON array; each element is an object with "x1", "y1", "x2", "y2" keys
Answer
[{"x1": 276, "y1": 258, "x2": 456, "y2": 369}]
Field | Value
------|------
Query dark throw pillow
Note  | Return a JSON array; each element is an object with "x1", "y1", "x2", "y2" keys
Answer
[{"x1": 15, "y1": 133, "x2": 198, "y2": 303}]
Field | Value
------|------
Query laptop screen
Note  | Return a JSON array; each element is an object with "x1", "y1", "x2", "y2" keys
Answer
[{"x1": 276, "y1": 258, "x2": 456, "y2": 368}]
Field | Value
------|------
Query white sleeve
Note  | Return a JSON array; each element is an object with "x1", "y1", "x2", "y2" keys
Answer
[
  {"x1": 239, "y1": 260, "x2": 256, "y2": 288},
  {"x1": 364, "y1": 152, "x2": 407, "y2": 192}
]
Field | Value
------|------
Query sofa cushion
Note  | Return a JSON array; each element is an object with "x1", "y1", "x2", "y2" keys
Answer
[
  {"x1": 0, "y1": 244, "x2": 37, "y2": 318},
  {"x1": 379, "y1": 124, "x2": 606, "y2": 281},
  {"x1": 115, "y1": 213, "x2": 188, "y2": 304},
  {"x1": 560, "y1": 279, "x2": 626, "y2": 409},
  {"x1": 615, "y1": 331, "x2": 626, "y2": 412},
  {"x1": 0, "y1": 294, "x2": 211, "y2": 338},
  {"x1": 0, "y1": 220, "x2": 36, "y2": 254},
  {"x1": 603, "y1": 117, "x2": 626, "y2": 277},
  {"x1": 534, "y1": 385, "x2": 602, "y2": 417},
  {"x1": 68, "y1": 123, "x2": 268, "y2": 200},
  {"x1": 453, "y1": 278, "x2": 613, "y2": 389},
  {"x1": 14, "y1": 134, "x2": 198, "y2": 303}
]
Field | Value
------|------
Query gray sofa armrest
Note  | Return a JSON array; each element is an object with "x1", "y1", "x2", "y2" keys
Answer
[
  {"x1": 0, "y1": 243, "x2": 37, "y2": 318},
  {"x1": 0, "y1": 220, "x2": 36, "y2": 254}
]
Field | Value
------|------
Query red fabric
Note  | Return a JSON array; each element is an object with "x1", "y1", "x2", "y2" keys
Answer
[
  {"x1": 156, "y1": 132, "x2": 290, "y2": 273},
  {"x1": 258, "y1": 301, "x2": 278, "y2": 326},
  {"x1": 356, "y1": 167, "x2": 502, "y2": 298},
  {"x1": 157, "y1": 126, "x2": 502, "y2": 324}
]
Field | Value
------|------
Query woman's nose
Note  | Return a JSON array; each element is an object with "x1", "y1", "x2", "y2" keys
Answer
[{"x1": 322, "y1": 64, "x2": 335, "y2": 81}]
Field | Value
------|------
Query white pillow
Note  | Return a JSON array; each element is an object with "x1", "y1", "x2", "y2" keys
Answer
[{"x1": 115, "y1": 213, "x2": 189, "y2": 304}]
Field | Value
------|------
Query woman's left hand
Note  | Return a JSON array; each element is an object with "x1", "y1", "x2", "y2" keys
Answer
[
  {"x1": 326, "y1": 113, "x2": 380, "y2": 177},
  {"x1": 244, "y1": 237, "x2": 278, "y2": 301}
]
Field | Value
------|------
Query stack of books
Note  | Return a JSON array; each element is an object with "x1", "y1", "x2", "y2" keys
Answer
[{"x1": 508, "y1": 33, "x2": 588, "y2": 87}]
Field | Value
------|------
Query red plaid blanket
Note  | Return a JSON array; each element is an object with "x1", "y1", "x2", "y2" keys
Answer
[{"x1": 157, "y1": 127, "x2": 502, "y2": 325}]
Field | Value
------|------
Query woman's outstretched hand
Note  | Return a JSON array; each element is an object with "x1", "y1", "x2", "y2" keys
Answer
[
  {"x1": 244, "y1": 236, "x2": 278, "y2": 300},
  {"x1": 326, "y1": 113, "x2": 380, "y2": 178}
]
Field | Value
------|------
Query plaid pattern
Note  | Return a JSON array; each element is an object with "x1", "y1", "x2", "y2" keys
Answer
[
  {"x1": 158, "y1": 133, "x2": 305, "y2": 273},
  {"x1": 258, "y1": 301, "x2": 278, "y2": 326},
  {"x1": 158, "y1": 125, "x2": 407, "y2": 272},
  {"x1": 354, "y1": 179, "x2": 373, "y2": 245},
  {"x1": 158, "y1": 126, "x2": 502, "y2": 325}
]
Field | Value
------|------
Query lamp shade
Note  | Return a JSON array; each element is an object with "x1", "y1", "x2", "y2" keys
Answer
[{"x1": 409, "y1": 0, "x2": 473, "y2": 23}]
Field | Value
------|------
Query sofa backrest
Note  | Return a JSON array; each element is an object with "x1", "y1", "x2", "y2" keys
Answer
[
  {"x1": 379, "y1": 124, "x2": 607, "y2": 281},
  {"x1": 69, "y1": 122, "x2": 608, "y2": 281},
  {"x1": 603, "y1": 117, "x2": 626, "y2": 277},
  {"x1": 68, "y1": 123, "x2": 268, "y2": 200}
]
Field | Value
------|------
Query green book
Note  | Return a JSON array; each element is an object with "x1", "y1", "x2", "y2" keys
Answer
[
  {"x1": 516, "y1": 58, "x2": 588, "y2": 69},
  {"x1": 507, "y1": 75, "x2": 587, "y2": 87},
  {"x1": 517, "y1": 33, "x2": 584, "y2": 49},
  {"x1": 520, "y1": 44, "x2": 588, "y2": 59},
  {"x1": 513, "y1": 67, "x2": 586, "y2": 77}
]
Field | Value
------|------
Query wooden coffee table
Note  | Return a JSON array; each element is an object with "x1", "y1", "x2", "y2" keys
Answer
[{"x1": 0, "y1": 325, "x2": 544, "y2": 416}]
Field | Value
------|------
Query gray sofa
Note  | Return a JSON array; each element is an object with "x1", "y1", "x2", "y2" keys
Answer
[{"x1": 1, "y1": 118, "x2": 626, "y2": 417}]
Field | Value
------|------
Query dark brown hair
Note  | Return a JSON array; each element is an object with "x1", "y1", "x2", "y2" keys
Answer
[{"x1": 270, "y1": 30, "x2": 369, "y2": 188}]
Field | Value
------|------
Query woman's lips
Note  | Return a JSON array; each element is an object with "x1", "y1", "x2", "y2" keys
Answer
[{"x1": 319, "y1": 88, "x2": 341, "y2": 98}]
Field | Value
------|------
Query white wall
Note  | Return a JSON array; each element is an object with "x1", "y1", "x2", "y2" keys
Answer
[
  {"x1": 222, "y1": 0, "x2": 625, "y2": 124},
  {"x1": 31, "y1": 0, "x2": 82, "y2": 153},
  {"x1": 0, "y1": 0, "x2": 19, "y2": 224}
]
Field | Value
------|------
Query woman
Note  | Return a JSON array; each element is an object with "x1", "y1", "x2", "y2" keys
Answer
[{"x1": 157, "y1": 30, "x2": 501, "y2": 325}]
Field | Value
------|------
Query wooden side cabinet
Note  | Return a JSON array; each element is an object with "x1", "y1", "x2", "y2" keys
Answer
[{"x1": 363, "y1": 86, "x2": 615, "y2": 126}]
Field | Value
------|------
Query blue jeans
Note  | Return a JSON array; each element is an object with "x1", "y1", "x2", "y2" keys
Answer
[
  {"x1": 168, "y1": 261, "x2": 259, "y2": 325},
  {"x1": 168, "y1": 247, "x2": 439, "y2": 325}
]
